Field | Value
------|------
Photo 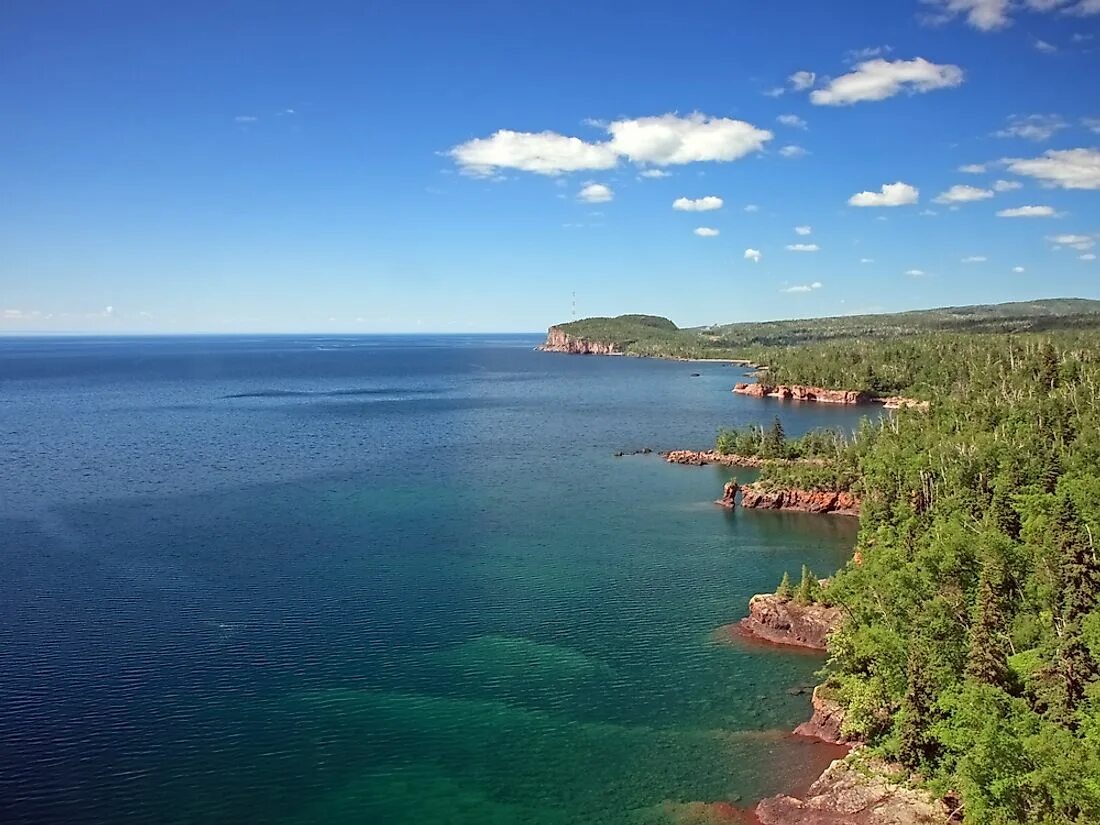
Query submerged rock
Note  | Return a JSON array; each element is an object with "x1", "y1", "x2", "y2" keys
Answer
[{"x1": 738, "y1": 594, "x2": 842, "y2": 651}]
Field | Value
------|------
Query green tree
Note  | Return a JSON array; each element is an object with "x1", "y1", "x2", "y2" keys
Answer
[
  {"x1": 795, "y1": 565, "x2": 818, "y2": 604},
  {"x1": 1050, "y1": 494, "x2": 1100, "y2": 725},
  {"x1": 764, "y1": 416, "x2": 786, "y2": 458},
  {"x1": 966, "y1": 561, "x2": 1011, "y2": 688},
  {"x1": 897, "y1": 641, "x2": 941, "y2": 771},
  {"x1": 776, "y1": 571, "x2": 793, "y2": 600}
]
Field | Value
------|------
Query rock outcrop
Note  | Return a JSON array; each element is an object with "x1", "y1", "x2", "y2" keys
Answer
[
  {"x1": 794, "y1": 686, "x2": 849, "y2": 745},
  {"x1": 716, "y1": 480, "x2": 739, "y2": 508},
  {"x1": 880, "y1": 396, "x2": 931, "y2": 412},
  {"x1": 664, "y1": 449, "x2": 772, "y2": 469},
  {"x1": 738, "y1": 594, "x2": 842, "y2": 650},
  {"x1": 734, "y1": 383, "x2": 870, "y2": 405},
  {"x1": 739, "y1": 485, "x2": 861, "y2": 517},
  {"x1": 755, "y1": 754, "x2": 949, "y2": 825},
  {"x1": 538, "y1": 327, "x2": 622, "y2": 355}
]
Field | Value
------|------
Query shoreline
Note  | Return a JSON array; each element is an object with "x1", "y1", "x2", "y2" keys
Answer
[
  {"x1": 584, "y1": 334, "x2": 938, "y2": 822},
  {"x1": 536, "y1": 346, "x2": 755, "y2": 366}
]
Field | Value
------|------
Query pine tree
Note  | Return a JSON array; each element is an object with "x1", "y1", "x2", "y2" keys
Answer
[
  {"x1": 988, "y1": 483, "x2": 1021, "y2": 541},
  {"x1": 966, "y1": 561, "x2": 1010, "y2": 688},
  {"x1": 765, "y1": 416, "x2": 786, "y2": 458},
  {"x1": 898, "y1": 641, "x2": 941, "y2": 771},
  {"x1": 776, "y1": 571, "x2": 793, "y2": 600},
  {"x1": 796, "y1": 565, "x2": 817, "y2": 604},
  {"x1": 1050, "y1": 494, "x2": 1100, "y2": 723},
  {"x1": 1038, "y1": 342, "x2": 1059, "y2": 390}
]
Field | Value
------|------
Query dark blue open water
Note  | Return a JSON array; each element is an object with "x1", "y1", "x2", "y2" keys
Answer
[{"x1": 0, "y1": 335, "x2": 869, "y2": 824}]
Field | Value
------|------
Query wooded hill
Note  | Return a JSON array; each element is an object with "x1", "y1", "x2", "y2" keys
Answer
[{"x1": 548, "y1": 299, "x2": 1100, "y2": 363}]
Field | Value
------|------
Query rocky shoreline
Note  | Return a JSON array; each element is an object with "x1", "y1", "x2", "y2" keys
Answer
[
  {"x1": 538, "y1": 328, "x2": 624, "y2": 355},
  {"x1": 736, "y1": 593, "x2": 842, "y2": 651},
  {"x1": 716, "y1": 480, "x2": 861, "y2": 517},
  {"x1": 733, "y1": 382, "x2": 930, "y2": 412},
  {"x1": 722, "y1": 593, "x2": 948, "y2": 824},
  {"x1": 733, "y1": 382, "x2": 870, "y2": 405}
]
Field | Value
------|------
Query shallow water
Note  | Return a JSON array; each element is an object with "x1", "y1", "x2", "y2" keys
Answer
[{"x1": 0, "y1": 335, "x2": 868, "y2": 824}]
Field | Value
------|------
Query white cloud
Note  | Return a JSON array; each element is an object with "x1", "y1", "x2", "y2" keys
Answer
[
  {"x1": 905, "y1": 269, "x2": 928, "y2": 276},
  {"x1": 448, "y1": 129, "x2": 618, "y2": 176},
  {"x1": 846, "y1": 45, "x2": 894, "y2": 61},
  {"x1": 1013, "y1": 265, "x2": 1026, "y2": 272},
  {"x1": 921, "y1": 0, "x2": 1012, "y2": 30},
  {"x1": 1047, "y1": 233, "x2": 1096, "y2": 249},
  {"x1": 1084, "y1": 118, "x2": 1100, "y2": 134},
  {"x1": 959, "y1": 163, "x2": 988, "y2": 173},
  {"x1": 777, "y1": 114, "x2": 808, "y2": 129},
  {"x1": 920, "y1": 209, "x2": 939, "y2": 216},
  {"x1": 961, "y1": 255, "x2": 988, "y2": 262},
  {"x1": 694, "y1": 227, "x2": 720, "y2": 237},
  {"x1": 1005, "y1": 148, "x2": 1100, "y2": 190},
  {"x1": 926, "y1": 0, "x2": 1100, "y2": 27},
  {"x1": 1082, "y1": 253, "x2": 1098, "y2": 260},
  {"x1": 992, "y1": 179, "x2": 1023, "y2": 191},
  {"x1": 861, "y1": 257, "x2": 875, "y2": 263},
  {"x1": 934, "y1": 184, "x2": 994, "y2": 203},
  {"x1": 1034, "y1": 38, "x2": 1058, "y2": 52},
  {"x1": 782, "y1": 281, "x2": 823, "y2": 293},
  {"x1": 778, "y1": 144, "x2": 809, "y2": 158},
  {"x1": 786, "y1": 243, "x2": 821, "y2": 252},
  {"x1": 673, "y1": 196, "x2": 723, "y2": 211},
  {"x1": 578, "y1": 183, "x2": 613, "y2": 203},
  {"x1": 848, "y1": 181, "x2": 920, "y2": 207},
  {"x1": 763, "y1": 87, "x2": 787, "y2": 98},
  {"x1": 996, "y1": 205, "x2": 1058, "y2": 217},
  {"x1": 607, "y1": 112, "x2": 772, "y2": 166},
  {"x1": 994, "y1": 113, "x2": 1068, "y2": 141},
  {"x1": 639, "y1": 169, "x2": 671, "y2": 178},
  {"x1": 794, "y1": 225, "x2": 812, "y2": 235},
  {"x1": 789, "y1": 71, "x2": 816, "y2": 90},
  {"x1": 744, "y1": 248, "x2": 762, "y2": 262},
  {"x1": 448, "y1": 112, "x2": 772, "y2": 177},
  {"x1": 810, "y1": 58, "x2": 963, "y2": 106},
  {"x1": 234, "y1": 115, "x2": 258, "y2": 123},
  {"x1": 1064, "y1": 0, "x2": 1100, "y2": 17},
  {"x1": 744, "y1": 204, "x2": 760, "y2": 212}
]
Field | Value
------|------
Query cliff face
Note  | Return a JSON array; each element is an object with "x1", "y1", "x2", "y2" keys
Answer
[
  {"x1": 755, "y1": 754, "x2": 948, "y2": 825},
  {"x1": 734, "y1": 383, "x2": 870, "y2": 405},
  {"x1": 538, "y1": 327, "x2": 622, "y2": 355},
  {"x1": 794, "y1": 686, "x2": 849, "y2": 745},
  {"x1": 740, "y1": 485, "x2": 861, "y2": 517},
  {"x1": 738, "y1": 594, "x2": 842, "y2": 650}
]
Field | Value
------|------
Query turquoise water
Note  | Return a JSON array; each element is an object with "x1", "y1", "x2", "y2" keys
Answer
[{"x1": 0, "y1": 336, "x2": 864, "y2": 824}]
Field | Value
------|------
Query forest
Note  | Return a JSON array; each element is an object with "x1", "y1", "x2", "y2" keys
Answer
[{"x1": 743, "y1": 331, "x2": 1100, "y2": 824}]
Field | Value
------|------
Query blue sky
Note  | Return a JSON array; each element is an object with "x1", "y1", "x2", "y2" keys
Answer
[{"x1": 1, "y1": 0, "x2": 1098, "y2": 333}]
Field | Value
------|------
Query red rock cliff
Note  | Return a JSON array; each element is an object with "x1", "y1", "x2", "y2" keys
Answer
[
  {"x1": 740, "y1": 485, "x2": 861, "y2": 516},
  {"x1": 538, "y1": 327, "x2": 622, "y2": 355},
  {"x1": 794, "y1": 686, "x2": 850, "y2": 745},
  {"x1": 734, "y1": 383, "x2": 870, "y2": 405},
  {"x1": 738, "y1": 594, "x2": 842, "y2": 650}
]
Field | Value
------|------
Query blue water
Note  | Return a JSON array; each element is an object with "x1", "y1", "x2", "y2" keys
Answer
[{"x1": 0, "y1": 335, "x2": 868, "y2": 824}]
